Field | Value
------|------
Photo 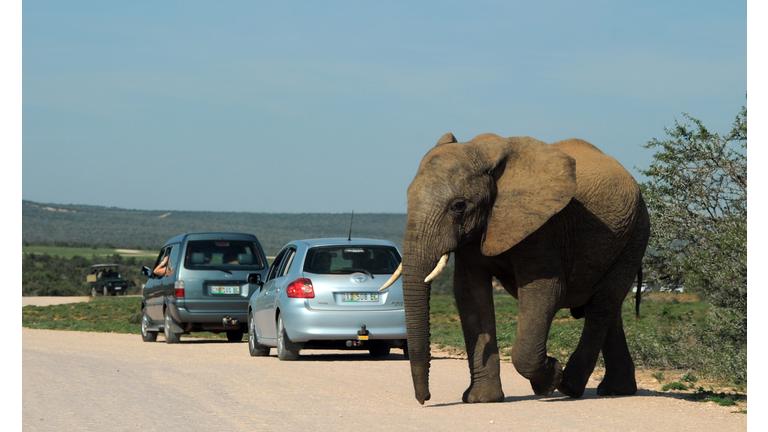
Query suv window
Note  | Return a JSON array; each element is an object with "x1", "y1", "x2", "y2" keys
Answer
[
  {"x1": 303, "y1": 246, "x2": 401, "y2": 275},
  {"x1": 183, "y1": 240, "x2": 265, "y2": 271}
]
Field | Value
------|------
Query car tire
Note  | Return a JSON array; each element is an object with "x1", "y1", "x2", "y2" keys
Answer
[
  {"x1": 276, "y1": 314, "x2": 299, "y2": 361},
  {"x1": 163, "y1": 308, "x2": 181, "y2": 344},
  {"x1": 248, "y1": 311, "x2": 270, "y2": 357},
  {"x1": 226, "y1": 330, "x2": 244, "y2": 342},
  {"x1": 369, "y1": 345, "x2": 391, "y2": 357},
  {"x1": 141, "y1": 307, "x2": 158, "y2": 342},
  {"x1": 91, "y1": 287, "x2": 97, "y2": 298}
]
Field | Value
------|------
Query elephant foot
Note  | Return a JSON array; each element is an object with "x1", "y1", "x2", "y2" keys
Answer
[
  {"x1": 596, "y1": 376, "x2": 637, "y2": 396},
  {"x1": 557, "y1": 378, "x2": 584, "y2": 398},
  {"x1": 529, "y1": 357, "x2": 563, "y2": 396},
  {"x1": 558, "y1": 364, "x2": 588, "y2": 398},
  {"x1": 462, "y1": 384, "x2": 505, "y2": 403}
]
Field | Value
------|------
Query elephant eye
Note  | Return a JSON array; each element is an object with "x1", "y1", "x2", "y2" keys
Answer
[{"x1": 450, "y1": 200, "x2": 467, "y2": 213}]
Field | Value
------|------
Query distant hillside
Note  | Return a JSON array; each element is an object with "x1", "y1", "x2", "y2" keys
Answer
[{"x1": 22, "y1": 201, "x2": 406, "y2": 255}]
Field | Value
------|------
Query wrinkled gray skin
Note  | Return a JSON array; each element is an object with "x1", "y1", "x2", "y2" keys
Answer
[{"x1": 402, "y1": 133, "x2": 649, "y2": 404}]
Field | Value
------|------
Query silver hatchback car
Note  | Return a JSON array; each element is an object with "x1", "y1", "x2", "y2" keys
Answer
[{"x1": 248, "y1": 238, "x2": 407, "y2": 360}]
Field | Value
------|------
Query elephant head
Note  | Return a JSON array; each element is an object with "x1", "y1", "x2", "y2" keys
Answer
[{"x1": 383, "y1": 132, "x2": 577, "y2": 404}]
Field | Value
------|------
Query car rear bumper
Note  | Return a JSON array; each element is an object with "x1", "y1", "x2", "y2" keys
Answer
[
  {"x1": 281, "y1": 304, "x2": 406, "y2": 342},
  {"x1": 171, "y1": 303, "x2": 249, "y2": 324}
]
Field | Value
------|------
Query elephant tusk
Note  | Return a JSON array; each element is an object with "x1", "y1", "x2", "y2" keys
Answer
[
  {"x1": 379, "y1": 263, "x2": 403, "y2": 291},
  {"x1": 424, "y1": 254, "x2": 450, "y2": 283}
]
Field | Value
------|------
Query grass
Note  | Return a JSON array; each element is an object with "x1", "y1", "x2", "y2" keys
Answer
[
  {"x1": 23, "y1": 297, "x2": 143, "y2": 333},
  {"x1": 690, "y1": 388, "x2": 746, "y2": 410},
  {"x1": 662, "y1": 382, "x2": 689, "y2": 391},
  {"x1": 22, "y1": 246, "x2": 157, "y2": 259},
  {"x1": 22, "y1": 297, "x2": 228, "y2": 339}
]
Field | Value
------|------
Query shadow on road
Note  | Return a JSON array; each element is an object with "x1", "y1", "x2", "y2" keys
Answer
[{"x1": 425, "y1": 386, "x2": 731, "y2": 407}]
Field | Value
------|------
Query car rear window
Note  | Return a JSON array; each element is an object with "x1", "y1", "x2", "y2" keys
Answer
[
  {"x1": 303, "y1": 246, "x2": 401, "y2": 275},
  {"x1": 183, "y1": 240, "x2": 266, "y2": 270}
]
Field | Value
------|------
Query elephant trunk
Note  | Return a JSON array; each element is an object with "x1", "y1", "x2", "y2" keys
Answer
[{"x1": 401, "y1": 232, "x2": 443, "y2": 405}]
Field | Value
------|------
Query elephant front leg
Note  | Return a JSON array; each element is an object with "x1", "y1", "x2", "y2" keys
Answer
[
  {"x1": 453, "y1": 260, "x2": 505, "y2": 403},
  {"x1": 511, "y1": 276, "x2": 566, "y2": 396}
]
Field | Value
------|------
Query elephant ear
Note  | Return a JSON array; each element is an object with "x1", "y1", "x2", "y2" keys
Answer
[
  {"x1": 435, "y1": 133, "x2": 458, "y2": 146},
  {"x1": 481, "y1": 137, "x2": 577, "y2": 256}
]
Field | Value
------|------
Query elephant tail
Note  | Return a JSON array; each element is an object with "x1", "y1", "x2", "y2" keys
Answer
[{"x1": 635, "y1": 268, "x2": 643, "y2": 318}]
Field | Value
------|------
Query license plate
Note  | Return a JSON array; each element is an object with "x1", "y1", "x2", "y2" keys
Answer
[
  {"x1": 211, "y1": 286, "x2": 240, "y2": 295},
  {"x1": 341, "y1": 292, "x2": 378, "y2": 302}
]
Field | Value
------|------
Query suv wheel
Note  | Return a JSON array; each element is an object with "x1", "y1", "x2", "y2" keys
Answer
[
  {"x1": 163, "y1": 308, "x2": 181, "y2": 344},
  {"x1": 276, "y1": 314, "x2": 299, "y2": 360},
  {"x1": 141, "y1": 307, "x2": 158, "y2": 342},
  {"x1": 226, "y1": 330, "x2": 244, "y2": 342},
  {"x1": 248, "y1": 311, "x2": 270, "y2": 356}
]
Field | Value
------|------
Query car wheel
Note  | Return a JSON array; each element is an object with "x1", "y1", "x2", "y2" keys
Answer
[
  {"x1": 226, "y1": 330, "x2": 244, "y2": 342},
  {"x1": 103, "y1": 287, "x2": 109, "y2": 297},
  {"x1": 248, "y1": 311, "x2": 270, "y2": 356},
  {"x1": 163, "y1": 308, "x2": 181, "y2": 344},
  {"x1": 276, "y1": 314, "x2": 299, "y2": 361},
  {"x1": 141, "y1": 307, "x2": 157, "y2": 342},
  {"x1": 91, "y1": 287, "x2": 97, "y2": 298},
  {"x1": 369, "y1": 345, "x2": 391, "y2": 357}
]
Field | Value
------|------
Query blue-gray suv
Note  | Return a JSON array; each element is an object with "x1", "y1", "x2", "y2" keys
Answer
[{"x1": 140, "y1": 232, "x2": 269, "y2": 343}]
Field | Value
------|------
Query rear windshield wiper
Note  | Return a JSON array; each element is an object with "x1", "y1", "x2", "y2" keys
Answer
[
  {"x1": 193, "y1": 264, "x2": 233, "y2": 275},
  {"x1": 345, "y1": 268, "x2": 374, "y2": 278}
]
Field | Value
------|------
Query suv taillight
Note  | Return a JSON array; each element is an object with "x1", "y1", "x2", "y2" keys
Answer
[
  {"x1": 286, "y1": 278, "x2": 314, "y2": 298},
  {"x1": 174, "y1": 280, "x2": 185, "y2": 298}
]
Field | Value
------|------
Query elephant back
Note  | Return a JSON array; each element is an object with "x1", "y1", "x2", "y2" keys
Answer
[{"x1": 551, "y1": 138, "x2": 642, "y2": 235}]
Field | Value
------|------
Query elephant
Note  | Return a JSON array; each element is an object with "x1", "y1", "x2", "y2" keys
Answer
[{"x1": 380, "y1": 132, "x2": 649, "y2": 405}]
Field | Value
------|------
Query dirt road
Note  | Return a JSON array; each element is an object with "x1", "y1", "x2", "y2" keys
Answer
[
  {"x1": 21, "y1": 296, "x2": 92, "y2": 307},
  {"x1": 22, "y1": 328, "x2": 745, "y2": 431}
]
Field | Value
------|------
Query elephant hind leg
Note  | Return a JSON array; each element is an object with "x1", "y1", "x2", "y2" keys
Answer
[
  {"x1": 557, "y1": 305, "x2": 611, "y2": 398},
  {"x1": 597, "y1": 314, "x2": 637, "y2": 396},
  {"x1": 559, "y1": 259, "x2": 640, "y2": 398}
]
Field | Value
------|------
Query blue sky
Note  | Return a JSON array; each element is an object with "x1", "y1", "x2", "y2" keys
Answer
[{"x1": 22, "y1": 1, "x2": 747, "y2": 213}]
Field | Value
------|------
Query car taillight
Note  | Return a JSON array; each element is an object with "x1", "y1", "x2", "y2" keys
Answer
[
  {"x1": 174, "y1": 280, "x2": 185, "y2": 298},
  {"x1": 286, "y1": 278, "x2": 314, "y2": 298}
]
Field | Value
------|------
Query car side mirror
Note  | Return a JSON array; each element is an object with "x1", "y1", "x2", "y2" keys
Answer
[
  {"x1": 141, "y1": 266, "x2": 153, "y2": 277},
  {"x1": 248, "y1": 273, "x2": 263, "y2": 287}
]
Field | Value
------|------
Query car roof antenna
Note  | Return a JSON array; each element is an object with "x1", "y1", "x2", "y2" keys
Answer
[{"x1": 347, "y1": 211, "x2": 354, "y2": 241}]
